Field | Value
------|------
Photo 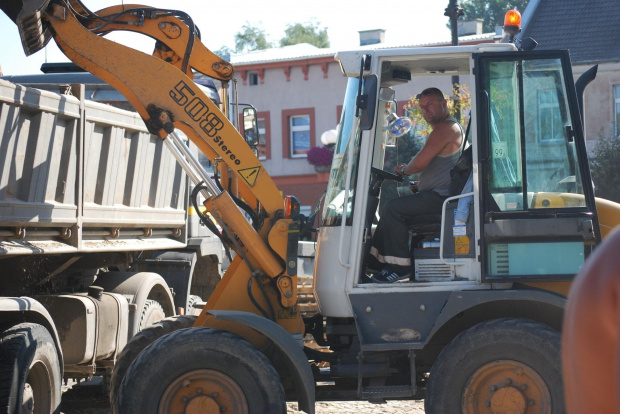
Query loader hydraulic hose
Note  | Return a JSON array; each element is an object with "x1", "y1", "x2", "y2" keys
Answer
[
  {"x1": 190, "y1": 183, "x2": 233, "y2": 264},
  {"x1": 247, "y1": 274, "x2": 276, "y2": 321},
  {"x1": 214, "y1": 174, "x2": 261, "y2": 229}
]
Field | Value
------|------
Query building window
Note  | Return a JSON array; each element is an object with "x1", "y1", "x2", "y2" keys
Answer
[
  {"x1": 282, "y1": 108, "x2": 315, "y2": 159},
  {"x1": 538, "y1": 90, "x2": 562, "y2": 141},
  {"x1": 290, "y1": 115, "x2": 311, "y2": 157},
  {"x1": 257, "y1": 111, "x2": 271, "y2": 160},
  {"x1": 249, "y1": 72, "x2": 259, "y2": 86},
  {"x1": 615, "y1": 85, "x2": 620, "y2": 136}
]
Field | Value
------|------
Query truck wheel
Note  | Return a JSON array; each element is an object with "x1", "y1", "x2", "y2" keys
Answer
[
  {"x1": 0, "y1": 323, "x2": 62, "y2": 414},
  {"x1": 116, "y1": 328, "x2": 286, "y2": 414},
  {"x1": 425, "y1": 318, "x2": 564, "y2": 414},
  {"x1": 138, "y1": 299, "x2": 166, "y2": 331},
  {"x1": 186, "y1": 295, "x2": 203, "y2": 316},
  {"x1": 109, "y1": 315, "x2": 196, "y2": 411}
]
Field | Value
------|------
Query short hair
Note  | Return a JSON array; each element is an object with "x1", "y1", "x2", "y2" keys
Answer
[{"x1": 416, "y1": 87, "x2": 445, "y2": 101}]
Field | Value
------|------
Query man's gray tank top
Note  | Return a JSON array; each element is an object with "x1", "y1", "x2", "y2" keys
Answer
[{"x1": 417, "y1": 116, "x2": 464, "y2": 197}]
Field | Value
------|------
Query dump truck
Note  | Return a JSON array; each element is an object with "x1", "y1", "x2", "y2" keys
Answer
[
  {"x1": 0, "y1": 72, "x2": 232, "y2": 406},
  {"x1": 3, "y1": 1, "x2": 620, "y2": 414}
]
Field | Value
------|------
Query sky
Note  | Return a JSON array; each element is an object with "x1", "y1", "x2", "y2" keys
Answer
[{"x1": 0, "y1": 0, "x2": 452, "y2": 76}]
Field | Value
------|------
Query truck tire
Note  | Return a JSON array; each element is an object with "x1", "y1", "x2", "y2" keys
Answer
[
  {"x1": 116, "y1": 328, "x2": 286, "y2": 414},
  {"x1": 138, "y1": 299, "x2": 165, "y2": 331},
  {"x1": 186, "y1": 295, "x2": 203, "y2": 316},
  {"x1": 109, "y1": 315, "x2": 196, "y2": 411},
  {"x1": 0, "y1": 323, "x2": 62, "y2": 414},
  {"x1": 425, "y1": 318, "x2": 564, "y2": 414}
]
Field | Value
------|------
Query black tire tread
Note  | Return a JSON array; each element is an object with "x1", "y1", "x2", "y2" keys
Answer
[
  {"x1": 425, "y1": 317, "x2": 563, "y2": 414},
  {"x1": 109, "y1": 315, "x2": 196, "y2": 410},
  {"x1": 117, "y1": 328, "x2": 286, "y2": 414},
  {"x1": 0, "y1": 323, "x2": 62, "y2": 414}
]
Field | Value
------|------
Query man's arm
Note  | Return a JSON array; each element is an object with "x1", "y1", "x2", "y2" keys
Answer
[{"x1": 396, "y1": 121, "x2": 461, "y2": 176}]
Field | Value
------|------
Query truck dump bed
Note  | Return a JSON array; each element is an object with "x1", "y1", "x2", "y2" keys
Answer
[{"x1": 0, "y1": 79, "x2": 187, "y2": 255}]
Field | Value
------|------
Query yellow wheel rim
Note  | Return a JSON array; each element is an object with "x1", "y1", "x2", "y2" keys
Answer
[
  {"x1": 158, "y1": 369, "x2": 248, "y2": 414},
  {"x1": 462, "y1": 360, "x2": 552, "y2": 414}
]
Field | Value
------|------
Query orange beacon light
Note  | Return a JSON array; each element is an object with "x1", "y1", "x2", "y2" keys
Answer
[{"x1": 504, "y1": 9, "x2": 522, "y2": 38}]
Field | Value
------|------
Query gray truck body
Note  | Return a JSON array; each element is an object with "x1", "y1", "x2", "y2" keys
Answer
[
  {"x1": 0, "y1": 78, "x2": 189, "y2": 254},
  {"x1": 0, "y1": 77, "x2": 223, "y2": 381}
]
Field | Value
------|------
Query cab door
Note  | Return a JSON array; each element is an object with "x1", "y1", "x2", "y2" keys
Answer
[{"x1": 474, "y1": 50, "x2": 600, "y2": 281}]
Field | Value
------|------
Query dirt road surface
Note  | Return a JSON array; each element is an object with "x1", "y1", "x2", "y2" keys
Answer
[{"x1": 60, "y1": 381, "x2": 426, "y2": 413}]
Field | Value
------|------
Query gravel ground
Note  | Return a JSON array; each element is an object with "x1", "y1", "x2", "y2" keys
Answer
[
  {"x1": 286, "y1": 401, "x2": 425, "y2": 413},
  {"x1": 60, "y1": 380, "x2": 425, "y2": 413}
]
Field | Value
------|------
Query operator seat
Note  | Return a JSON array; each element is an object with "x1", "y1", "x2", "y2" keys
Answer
[{"x1": 408, "y1": 214, "x2": 442, "y2": 251}]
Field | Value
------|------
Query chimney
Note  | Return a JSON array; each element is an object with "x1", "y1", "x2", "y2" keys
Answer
[
  {"x1": 359, "y1": 29, "x2": 385, "y2": 46},
  {"x1": 458, "y1": 19, "x2": 484, "y2": 36}
]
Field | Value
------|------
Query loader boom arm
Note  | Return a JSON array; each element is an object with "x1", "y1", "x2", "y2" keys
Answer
[{"x1": 2, "y1": 0, "x2": 301, "y2": 327}]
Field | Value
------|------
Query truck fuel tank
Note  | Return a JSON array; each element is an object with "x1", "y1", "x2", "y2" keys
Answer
[{"x1": 33, "y1": 290, "x2": 129, "y2": 366}]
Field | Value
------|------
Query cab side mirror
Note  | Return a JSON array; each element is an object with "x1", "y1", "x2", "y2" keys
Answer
[{"x1": 242, "y1": 107, "x2": 260, "y2": 147}]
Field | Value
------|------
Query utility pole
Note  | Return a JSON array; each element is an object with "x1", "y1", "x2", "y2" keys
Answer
[{"x1": 445, "y1": 0, "x2": 464, "y2": 122}]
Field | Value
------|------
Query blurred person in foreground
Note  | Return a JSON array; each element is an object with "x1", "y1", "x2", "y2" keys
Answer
[{"x1": 563, "y1": 227, "x2": 620, "y2": 413}]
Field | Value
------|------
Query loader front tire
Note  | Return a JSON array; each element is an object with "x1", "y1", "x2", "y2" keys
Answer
[
  {"x1": 109, "y1": 315, "x2": 196, "y2": 411},
  {"x1": 116, "y1": 328, "x2": 285, "y2": 414},
  {"x1": 425, "y1": 318, "x2": 564, "y2": 414}
]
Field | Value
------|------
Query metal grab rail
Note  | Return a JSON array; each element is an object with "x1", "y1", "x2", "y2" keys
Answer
[{"x1": 439, "y1": 191, "x2": 474, "y2": 266}]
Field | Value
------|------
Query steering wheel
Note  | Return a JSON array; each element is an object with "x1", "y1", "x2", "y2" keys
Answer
[
  {"x1": 368, "y1": 167, "x2": 404, "y2": 199},
  {"x1": 371, "y1": 167, "x2": 404, "y2": 183}
]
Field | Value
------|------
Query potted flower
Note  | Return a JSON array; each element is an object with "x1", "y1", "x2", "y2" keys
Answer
[{"x1": 307, "y1": 145, "x2": 334, "y2": 173}]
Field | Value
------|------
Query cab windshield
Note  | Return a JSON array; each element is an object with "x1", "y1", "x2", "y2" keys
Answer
[{"x1": 322, "y1": 77, "x2": 362, "y2": 226}]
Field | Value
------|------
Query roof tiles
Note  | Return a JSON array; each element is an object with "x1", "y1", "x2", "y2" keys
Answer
[{"x1": 522, "y1": 0, "x2": 620, "y2": 64}]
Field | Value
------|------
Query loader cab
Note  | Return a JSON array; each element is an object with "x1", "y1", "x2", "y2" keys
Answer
[
  {"x1": 475, "y1": 50, "x2": 599, "y2": 280},
  {"x1": 315, "y1": 45, "x2": 599, "y2": 318}
]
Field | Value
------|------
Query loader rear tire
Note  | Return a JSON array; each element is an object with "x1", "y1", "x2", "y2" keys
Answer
[
  {"x1": 109, "y1": 315, "x2": 196, "y2": 412},
  {"x1": 425, "y1": 318, "x2": 564, "y2": 414},
  {"x1": 116, "y1": 328, "x2": 286, "y2": 414},
  {"x1": 0, "y1": 323, "x2": 62, "y2": 414}
]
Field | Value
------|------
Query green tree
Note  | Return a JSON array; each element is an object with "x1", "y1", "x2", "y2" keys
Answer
[
  {"x1": 234, "y1": 23, "x2": 274, "y2": 53},
  {"x1": 461, "y1": 0, "x2": 529, "y2": 33},
  {"x1": 214, "y1": 45, "x2": 234, "y2": 60},
  {"x1": 590, "y1": 129, "x2": 620, "y2": 203},
  {"x1": 280, "y1": 21, "x2": 330, "y2": 48}
]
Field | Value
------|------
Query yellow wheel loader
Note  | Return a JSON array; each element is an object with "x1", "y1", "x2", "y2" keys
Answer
[{"x1": 2, "y1": 2, "x2": 619, "y2": 413}]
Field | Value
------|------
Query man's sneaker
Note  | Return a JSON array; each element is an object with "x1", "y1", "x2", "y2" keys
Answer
[{"x1": 371, "y1": 269, "x2": 411, "y2": 283}]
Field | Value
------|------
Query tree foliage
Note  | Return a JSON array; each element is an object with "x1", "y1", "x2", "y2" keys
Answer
[
  {"x1": 224, "y1": 21, "x2": 330, "y2": 55},
  {"x1": 461, "y1": 0, "x2": 529, "y2": 33},
  {"x1": 280, "y1": 22, "x2": 330, "y2": 48},
  {"x1": 214, "y1": 45, "x2": 234, "y2": 60},
  {"x1": 234, "y1": 23, "x2": 273, "y2": 53},
  {"x1": 590, "y1": 129, "x2": 620, "y2": 203}
]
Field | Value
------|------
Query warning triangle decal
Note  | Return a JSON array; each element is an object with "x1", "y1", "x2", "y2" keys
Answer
[{"x1": 238, "y1": 166, "x2": 261, "y2": 187}]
